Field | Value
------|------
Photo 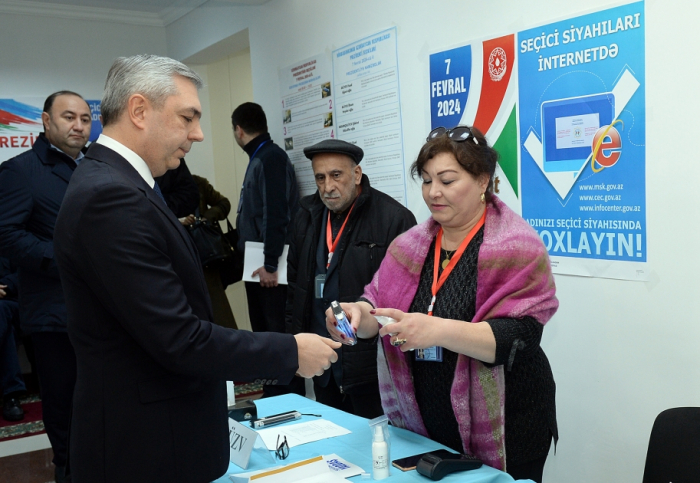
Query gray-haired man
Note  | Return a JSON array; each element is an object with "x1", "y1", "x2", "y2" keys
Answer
[{"x1": 54, "y1": 54, "x2": 340, "y2": 483}]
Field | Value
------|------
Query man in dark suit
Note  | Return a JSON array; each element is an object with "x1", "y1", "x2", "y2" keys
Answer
[
  {"x1": 54, "y1": 54, "x2": 340, "y2": 483},
  {"x1": 0, "y1": 90, "x2": 91, "y2": 483}
]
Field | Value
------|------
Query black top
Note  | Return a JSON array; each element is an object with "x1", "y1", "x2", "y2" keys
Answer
[
  {"x1": 155, "y1": 158, "x2": 199, "y2": 218},
  {"x1": 409, "y1": 228, "x2": 557, "y2": 466}
]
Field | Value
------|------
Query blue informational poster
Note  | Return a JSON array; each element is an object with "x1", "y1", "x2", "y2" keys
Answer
[
  {"x1": 518, "y1": 2, "x2": 646, "y2": 280},
  {"x1": 429, "y1": 2, "x2": 646, "y2": 280}
]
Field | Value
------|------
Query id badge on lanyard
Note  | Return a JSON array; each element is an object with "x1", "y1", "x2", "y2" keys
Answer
[
  {"x1": 415, "y1": 346, "x2": 443, "y2": 362},
  {"x1": 314, "y1": 274, "x2": 325, "y2": 298}
]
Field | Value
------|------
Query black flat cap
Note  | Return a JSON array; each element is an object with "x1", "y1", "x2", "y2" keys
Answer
[{"x1": 303, "y1": 139, "x2": 364, "y2": 164}]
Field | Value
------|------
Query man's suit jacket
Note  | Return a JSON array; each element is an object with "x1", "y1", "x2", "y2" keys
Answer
[
  {"x1": 0, "y1": 133, "x2": 75, "y2": 333},
  {"x1": 54, "y1": 143, "x2": 299, "y2": 483}
]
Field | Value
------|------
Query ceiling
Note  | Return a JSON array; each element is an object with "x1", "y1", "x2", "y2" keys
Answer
[{"x1": 0, "y1": 0, "x2": 269, "y2": 27}]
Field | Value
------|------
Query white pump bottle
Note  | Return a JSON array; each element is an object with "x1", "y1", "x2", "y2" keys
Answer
[{"x1": 372, "y1": 424, "x2": 389, "y2": 480}]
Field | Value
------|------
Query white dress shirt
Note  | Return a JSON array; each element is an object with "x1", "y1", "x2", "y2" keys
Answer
[{"x1": 95, "y1": 134, "x2": 155, "y2": 188}]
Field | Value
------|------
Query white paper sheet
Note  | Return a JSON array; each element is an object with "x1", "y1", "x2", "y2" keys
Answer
[
  {"x1": 228, "y1": 455, "x2": 361, "y2": 483},
  {"x1": 229, "y1": 456, "x2": 346, "y2": 483},
  {"x1": 256, "y1": 420, "x2": 351, "y2": 449},
  {"x1": 242, "y1": 242, "x2": 289, "y2": 284}
]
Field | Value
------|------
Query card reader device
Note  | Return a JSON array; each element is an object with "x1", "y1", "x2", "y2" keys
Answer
[{"x1": 416, "y1": 450, "x2": 483, "y2": 480}]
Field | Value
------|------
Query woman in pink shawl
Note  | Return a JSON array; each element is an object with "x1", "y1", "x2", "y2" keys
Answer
[{"x1": 326, "y1": 126, "x2": 558, "y2": 482}]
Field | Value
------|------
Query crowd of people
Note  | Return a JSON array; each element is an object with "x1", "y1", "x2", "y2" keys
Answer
[{"x1": 0, "y1": 54, "x2": 558, "y2": 483}]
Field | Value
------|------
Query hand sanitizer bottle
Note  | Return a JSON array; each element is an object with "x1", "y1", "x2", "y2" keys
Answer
[{"x1": 372, "y1": 425, "x2": 389, "y2": 480}]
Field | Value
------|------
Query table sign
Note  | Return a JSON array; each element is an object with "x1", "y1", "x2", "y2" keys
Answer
[{"x1": 229, "y1": 418, "x2": 274, "y2": 469}]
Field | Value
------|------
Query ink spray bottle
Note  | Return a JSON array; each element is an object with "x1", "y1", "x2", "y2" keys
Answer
[{"x1": 372, "y1": 424, "x2": 389, "y2": 479}]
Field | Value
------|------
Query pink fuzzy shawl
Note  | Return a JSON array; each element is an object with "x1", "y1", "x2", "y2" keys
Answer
[{"x1": 362, "y1": 195, "x2": 558, "y2": 471}]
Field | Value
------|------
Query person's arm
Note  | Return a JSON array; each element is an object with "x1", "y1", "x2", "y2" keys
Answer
[
  {"x1": 326, "y1": 301, "x2": 380, "y2": 342},
  {"x1": 0, "y1": 272, "x2": 18, "y2": 299},
  {"x1": 0, "y1": 161, "x2": 59, "y2": 278},
  {"x1": 260, "y1": 153, "x2": 289, "y2": 272},
  {"x1": 68, "y1": 181, "x2": 339, "y2": 381},
  {"x1": 374, "y1": 308, "x2": 498, "y2": 363},
  {"x1": 71, "y1": 181, "x2": 295, "y2": 381},
  {"x1": 200, "y1": 180, "x2": 231, "y2": 222},
  {"x1": 483, "y1": 317, "x2": 544, "y2": 370},
  {"x1": 155, "y1": 159, "x2": 199, "y2": 218}
]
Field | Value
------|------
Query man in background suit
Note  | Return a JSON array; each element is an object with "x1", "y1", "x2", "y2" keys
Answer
[
  {"x1": 0, "y1": 90, "x2": 91, "y2": 483},
  {"x1": 54, "y1": 54, "x2": 339, "y2": 483}
]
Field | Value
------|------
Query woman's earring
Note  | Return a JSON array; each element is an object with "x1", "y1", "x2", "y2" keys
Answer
[{"x1": 480, "y1": 193, "x2": 486, "y2": 204}]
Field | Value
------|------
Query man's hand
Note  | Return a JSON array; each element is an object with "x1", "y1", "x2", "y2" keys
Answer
[
  {"x1": 294, "y1": 333, "x2": 341, "y2": 378},
  {"x1": 0, "y1": 284, "x2": 6, "y2": 299},
  {"x1": 179, "y1": 214, "x2": 196, "y2": 226},
  {"x1": 252, "y1": 266, "x2": 278, "y2": 288}
]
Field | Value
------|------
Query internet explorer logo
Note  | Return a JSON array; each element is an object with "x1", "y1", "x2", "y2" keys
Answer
[{"x1": 591, "y1": 119, "x2": 623, "y2": 172}]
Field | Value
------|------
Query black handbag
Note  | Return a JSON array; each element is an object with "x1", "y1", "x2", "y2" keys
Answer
[
  {"x1": 219, "y1": 218, "x2": 244, "y2": 287},
  {"x1": 187, "y1": 212, "x2": 235, "y2": 268}
]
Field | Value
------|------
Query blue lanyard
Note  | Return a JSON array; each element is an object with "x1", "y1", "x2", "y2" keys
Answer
[
  {"x1": 237, "y1": 140, "x2": 270, "y2": 214},
  {"x1": 249, "y1": 140, "x2": 269, "y2": 161}
]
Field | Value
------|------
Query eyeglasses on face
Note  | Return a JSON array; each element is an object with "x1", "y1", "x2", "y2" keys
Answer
[
  {"x1": 426, "y1": 125, "x2": 479, "y2": 145},
  {"x1": 275, "y1": 434, "x2": 290, "y2": 460}
]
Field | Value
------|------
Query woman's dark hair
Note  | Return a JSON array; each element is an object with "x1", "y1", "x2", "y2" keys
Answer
[{"x1": 410, "y1": 126, "x2": 499, "y2": 199}]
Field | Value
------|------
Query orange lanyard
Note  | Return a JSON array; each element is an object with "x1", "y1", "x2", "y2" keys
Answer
[
  {"x1": 326, "y1": 200, "x2": 358, "y2": 269},
  {"x1": 428, "y1": 210, "x2": 486, "y2": 316}
]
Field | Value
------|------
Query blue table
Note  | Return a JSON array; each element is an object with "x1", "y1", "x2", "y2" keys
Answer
[{"x1": 215, "y1": 394, "x2": 522, "y2": 482}]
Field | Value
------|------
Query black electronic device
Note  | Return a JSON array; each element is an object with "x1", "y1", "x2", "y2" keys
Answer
[
  {"x1": 249, "y1": 410, "x2": 301, "y2": 429},
  {"x1": 415, "y1": 449, "x2": 483, "y2": 480},
  {"x1": 392, "y1": 451, "x2": 435, "y2": 471},
  {"x1": 228, "y1": 399, "x2": 257, "y2": 422}
]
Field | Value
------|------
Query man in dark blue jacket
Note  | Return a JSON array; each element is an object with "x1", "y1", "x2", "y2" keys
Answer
[
  {"x1": 0, "y1": 90, "x2": 91, "y2": 483},
  {"x1": 232, "y1": 103, "x2": 299, "y2": 396},
  {"x1": 0, "y1": 256, "x2": 25, "y2": 421}
]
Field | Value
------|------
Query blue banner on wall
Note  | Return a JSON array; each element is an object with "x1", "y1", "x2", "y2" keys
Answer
[{"x1": 518, "y1": 2, "x2": 646, "y2": 280}]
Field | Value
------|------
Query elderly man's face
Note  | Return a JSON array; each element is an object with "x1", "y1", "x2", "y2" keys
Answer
[
  {"x1": 142, "y1": 75, "x2": 204, "y2": 177},
  {"x1": 42, "y1": 95, "x2": 91, "y2": 159},
  {"x1": 312, "y1": 153, "x2": 361, "y2": 213}
]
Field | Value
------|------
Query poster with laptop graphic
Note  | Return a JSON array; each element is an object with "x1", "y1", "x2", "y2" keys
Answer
[
  {"x1": 429, "y1": 1, "x2": 645, "y2": 281},
  {"x1": 519, "y1": 1, "x2": 645, "y2": 280}
]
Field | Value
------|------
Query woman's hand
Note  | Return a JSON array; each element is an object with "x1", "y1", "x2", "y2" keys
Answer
[
  {"x1": 374, "y1": 308, "x2": 497, "y2": 361},
  {"x1": 325, "y1": 301, "x2": 378, "y2": 344},
  {"x1": 374, "y1": 308, "x2": 440, "y2": 352}
]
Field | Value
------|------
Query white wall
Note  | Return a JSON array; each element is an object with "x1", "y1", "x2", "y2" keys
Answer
[
  {"x1": 167, "y1": 1, "x2": 700, "y2": 482},
  {"x1": 0, "y1": 13, "x2": 167, "y2": 100}
]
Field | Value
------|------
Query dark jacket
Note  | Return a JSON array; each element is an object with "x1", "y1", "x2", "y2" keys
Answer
[
  {"x1": 285, "y1": 174, "x2": 416, "y2": 393},
  {"x1": 154, "y1": 158, "x2": 199, "y2": 218},
  {"x1": 235, "y1": 133, "x2": 299, "y2": 272},
  {"x1": 0, "y1": 257, "x2": 18, "y2": 301},
  {"x1": 54, "y1": 143, "x2": 299, "y2": 482},
  {"x1": 0, "y1": 133, "x2": 76, "y2": 333},
  {"x1": 193, "y1": 175, "x2": 231, "y2": 222}
]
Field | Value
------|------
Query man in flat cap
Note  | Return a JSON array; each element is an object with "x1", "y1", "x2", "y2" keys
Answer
[{"x1": 285, "y1": 138, "x2": 416, "y2": 417}]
